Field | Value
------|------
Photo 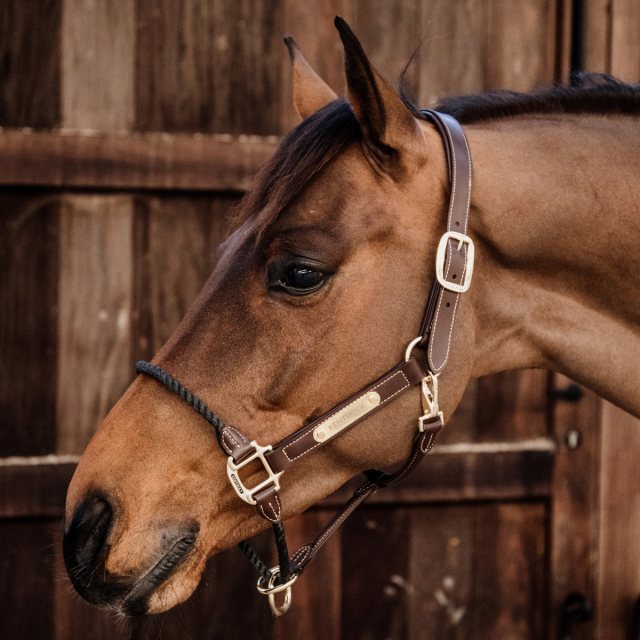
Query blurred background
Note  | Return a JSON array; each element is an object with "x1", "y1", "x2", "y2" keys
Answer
[{"x1": 1, "y1": 1, "x2": 639, "y2": 638}]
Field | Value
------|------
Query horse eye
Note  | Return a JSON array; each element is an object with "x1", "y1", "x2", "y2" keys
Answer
[{"x1": 279, "y1": 264, "x2": 326, "y2": 294}]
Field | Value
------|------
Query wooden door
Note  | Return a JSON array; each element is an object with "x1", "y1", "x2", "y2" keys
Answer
[{"x1": 1, "y1": 1, "x2": 638, "y2": 638}]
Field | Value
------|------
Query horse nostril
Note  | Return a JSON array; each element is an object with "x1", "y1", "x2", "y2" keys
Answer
[{"x1": 64, "y1": 497, "x2": 113, "y2": 569}]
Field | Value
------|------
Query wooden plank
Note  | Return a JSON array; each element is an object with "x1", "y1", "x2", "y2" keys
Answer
[
  {"x1": 596, "y1": 403, "x2": 640, "y2": 640},
  {"x1": 408, "y1": 503, "x2": 547, "y2": 639},
  {"x1": 0, "y1": 193, "x2": 59, "y2": 456},
  {"x1": 0, "y1": 129, "x2": 277, "y2": 191},
  {"x1": 0, "y1": 459, "x2": 75, "y2": 517},
  {"x1": 324, "y1": 440, "x2": 555, "y2": 506},
  {"x1": 418, "y1": 0, "x2": 489, "y2": 105},
  {"x1": 353, "y1": 0, "x2": 422, "y2": 100},
  {"x1": 135, "y1": 0, "x2": 283, "y2": 135},
  {"x1": 341, "y1": 506, "x2": 412, "y2": 639},
  {"x1": 487, "y1": 0, "x2": 558, "y2": 90},
  {"x1": 56, "y1": 195, "x2": 134, "y2": 454},
  {"x1": 0, "y1": 520, "x2": 56, "y2": 638},
  {"x1": 548, "y1": 375, "x2": 601, "y2": 640},
  {"x1": 610, "y1": 0, "x2": 640, "y2": 81},
  {"x1": 474, "y1": 370, "x2": 549, "y2": 441},
  {"x1": 0, "y1": 0, "x2": 62, "y2": 128},
  {"x1": 0, "y1": 442, "x2": 555, "y2": 518},
  {"x1": 132, "y1": 195, "x2": 226, "y2": 360},
  {"x1": 61, "y1": 0, "x2": 135, "y2": 131},
  {"x1": 583, "y1": 0, "x2": 611, "y2": 73}
]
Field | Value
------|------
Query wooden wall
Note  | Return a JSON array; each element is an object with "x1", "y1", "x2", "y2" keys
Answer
[{"x1": 0, "y1": 1, "x2": 638, "y2": 639}]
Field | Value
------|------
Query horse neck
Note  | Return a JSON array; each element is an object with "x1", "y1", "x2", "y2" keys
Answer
[{"x1": 465, "y1": 114, "x2": 640, "y2": 416}]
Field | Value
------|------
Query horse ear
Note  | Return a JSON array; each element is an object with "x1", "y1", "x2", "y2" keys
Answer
[
  {"x1": 284, "y1": 36, "x2": 338, "y2": 120},
  {"x1": 334, "y1": 17, "x2": 422, "y2": 171}
]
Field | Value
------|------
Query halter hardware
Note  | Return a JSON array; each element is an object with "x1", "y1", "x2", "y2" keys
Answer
[
  {"x1": 226, "y1": 442, "x2": 282, "y2": 505},
  {"x1": 256, "y1": 567, "x2": 298, "y2": 617},
  {"x1": 435, "y1": 231, "x2": 475, "y2": 293},
  {"x1": 135, "y1": 109, "x2": 473, "y2": 617}
]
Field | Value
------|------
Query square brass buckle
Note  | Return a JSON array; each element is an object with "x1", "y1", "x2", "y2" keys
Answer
[
  {"x1": 226, "y1": 442, "x2": 282, "y2": 505},
  {"x1": 435, "y1": 231, "x2": 475, "y2": 294}
]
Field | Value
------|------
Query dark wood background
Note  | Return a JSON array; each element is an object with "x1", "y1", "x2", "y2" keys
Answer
[{"x1": 1, "y1": 1, "x2": 639, "y2": 639}]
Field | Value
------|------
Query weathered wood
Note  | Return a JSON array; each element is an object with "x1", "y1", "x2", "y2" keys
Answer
[
  {"x1": 0, "y1": 193, "x2": 59, "y2": 456},
  {"x1": 486, "y1": 0, "x2": 558, "y2": 90},
  {"x1": 419, "y1": 0, "x2": 489, "y2": 105},
  {"x1": 610, "y1": 0, "x2": 640, "y2": 82},
  {"x1": 596, "y1": 402, "x2": 640, "y2": 640},
  {"x1": 0, "y1": 129, "x2": 278, "y2": 192},
  {"x1": 0, "y1": 520, "x2": 55, "y2": 639},
  {"x1": 136, "y1": 0, "x2": 283, "y2": 135},
  {"x1": 0, "y1": 0, "x2": 61, "y2": 128},
  {"x1": 56, "y1": 195, "x2": 134, "y2": 454},
  {"x1": 61, "y1": 0, "x2": 135, "y2": 131},
  {"x1": 548, "y1": 375, "x2": 601, "y2": 640},
  {"x1": 408, "y1": 503, "x2": 546, "y2": 639},
  {"x1": 0, "y1": 458, "x2": 75, "y2": 518},
  {"x1": 341, "y1": 506, "x2": 411, "y2": 640},
  {"x1": 132, "y1": 195, "x2": 235, "y2": 360},
  {"x1": 324, "y1": 440, "x2": 555, "y2": 506}
]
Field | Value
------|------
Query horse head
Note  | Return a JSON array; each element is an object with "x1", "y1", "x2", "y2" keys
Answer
[{"x1": 63, "y1": 18, "x2": 475, "y2": 615}]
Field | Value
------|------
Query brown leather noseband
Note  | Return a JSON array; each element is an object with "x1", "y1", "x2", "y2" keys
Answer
[{"x1": 136, "y1": 109, "x2": 473, "y2": 616}]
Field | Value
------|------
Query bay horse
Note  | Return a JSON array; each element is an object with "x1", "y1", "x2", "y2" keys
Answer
[{"x1": 63, "y1": 17, "x2": 640, "y2": 617}]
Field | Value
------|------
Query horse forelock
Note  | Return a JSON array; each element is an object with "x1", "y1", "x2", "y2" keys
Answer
[{"x1": 230, "y1": 98, "x2": 361, "y2": 242}]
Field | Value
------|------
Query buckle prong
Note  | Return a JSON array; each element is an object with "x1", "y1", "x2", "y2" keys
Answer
[{"x1": 435, "y1": 231, "x2": 475, "y2": 293}]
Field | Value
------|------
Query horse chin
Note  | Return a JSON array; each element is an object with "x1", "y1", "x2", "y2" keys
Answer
[{"x1": 143, "y1": 558, "x2": 205, "y2": 614}]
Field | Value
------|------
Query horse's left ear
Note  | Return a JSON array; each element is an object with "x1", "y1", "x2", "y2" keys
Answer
[
  {"x1": 335, "y1": 16, "x2": 424, "y2": 173},
  {"x1": 284, "y1": 36, "x2": 338, "y2": 120}
]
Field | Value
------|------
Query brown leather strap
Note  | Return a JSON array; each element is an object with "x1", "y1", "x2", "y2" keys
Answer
[
  {"x1": 419, "y1": 110, "x2": 473, "y2": 373},
  {"x1": 266, "y1": 357, "x2": 426, "y2": 474},
  {"x1": 289, "y1": 417, "x2": 442, "y2": 572}
]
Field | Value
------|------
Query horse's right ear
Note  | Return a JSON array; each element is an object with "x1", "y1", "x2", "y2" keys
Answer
[{"x1": 284, "y1": 36, "x2": 338, "y2": 119}]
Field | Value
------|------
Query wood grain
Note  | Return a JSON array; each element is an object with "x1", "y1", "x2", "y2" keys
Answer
[
  {"x1": 56, "y1": 195, "x2": 134, "y2": 454},
  {"x1": 0, "y1": 0, "x2": 61, "y2": 128},
  {"x1": 0, "y1": 129, "x2": 278, "y2": 192},
  {"x1": 0, "y1": 193, "x2": 59, "y2": 456},
  {"x1": 136, "y1": 0, "x2": 283, "y2": 135},
  {"x1": 596, "y1": 403, "x2": 640, "y2": 640},
  {"x1": 486, "y1": 0, "x2": 557, "y2": 90},
  {"x1": 132, "y1": 195, "x2": 232, "y2": 360},
  {"x1": 610, "y1": 0, "x2": 640, "y2": 81},
  {"x1": 549, "y1": 375, "x2": 601, "y2": 640},
  {"x1": 61, "y1": 0, "x2": 135, "y2": 131}
]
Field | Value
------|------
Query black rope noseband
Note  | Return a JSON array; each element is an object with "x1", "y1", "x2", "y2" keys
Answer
[{"x1": 135, "y1": 361, "x2": 293, "y2": 586}]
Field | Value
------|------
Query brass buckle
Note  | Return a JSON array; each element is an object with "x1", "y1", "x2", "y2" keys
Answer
[
  {"x1": 435, "y1": 231, "x2": 475, "y2": 293},
  {"x1": 257, "y1": 567, "x2": 298, "y2": 617},
  {"x1": 226, "y1": 442, "x2": 282, "y2": 505}
]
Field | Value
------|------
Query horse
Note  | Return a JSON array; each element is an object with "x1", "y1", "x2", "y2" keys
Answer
[{"x1": 63, "y1": 17, "x2": 640, "y2": 618}]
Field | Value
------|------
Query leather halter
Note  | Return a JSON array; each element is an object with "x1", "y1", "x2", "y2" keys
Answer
[{"x1": 136, "y1": 109, "x2": 473, "y2": 616}]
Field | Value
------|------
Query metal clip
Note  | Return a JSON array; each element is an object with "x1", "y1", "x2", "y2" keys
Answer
[
  {"x1": 257, "y1": 567, "x2": 298, "y2": 617},
  {"x1": 418, "y1": 372, "x2": 444, "y2": 432}
]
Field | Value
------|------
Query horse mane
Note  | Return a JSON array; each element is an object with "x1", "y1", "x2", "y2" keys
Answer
[
  {"x1": 432, "y1": 72, "x2": 640, "y2": 124},
  {"x1": 232, "y1": 73, "x2": 640, "y2": 233}
]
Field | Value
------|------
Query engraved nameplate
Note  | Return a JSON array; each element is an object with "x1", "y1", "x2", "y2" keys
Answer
[{"x1": 313, "y1": 391, "x2": 381, "y2": 443}]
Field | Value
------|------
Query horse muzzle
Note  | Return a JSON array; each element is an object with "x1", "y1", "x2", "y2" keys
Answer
[{"x1": 63, "y1": 495, "x2": 199, "y2": 615}]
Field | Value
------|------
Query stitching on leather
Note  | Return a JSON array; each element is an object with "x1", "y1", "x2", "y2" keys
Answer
[
  {"x1": 222, "y1": 428, "x2": 239, "y2": 451},
  {"x1": 292, "y1": 546, "x2": 311, "y2": 565},
  {"x1": 281, "y1": 370, "x2": 411, "y2": 463},
  {"x1": 313, "y1": 486, "x2": 374, "y2": 549},
  {"x1": 258, "y1": 495, "x2": 280, "y2": 523}
]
